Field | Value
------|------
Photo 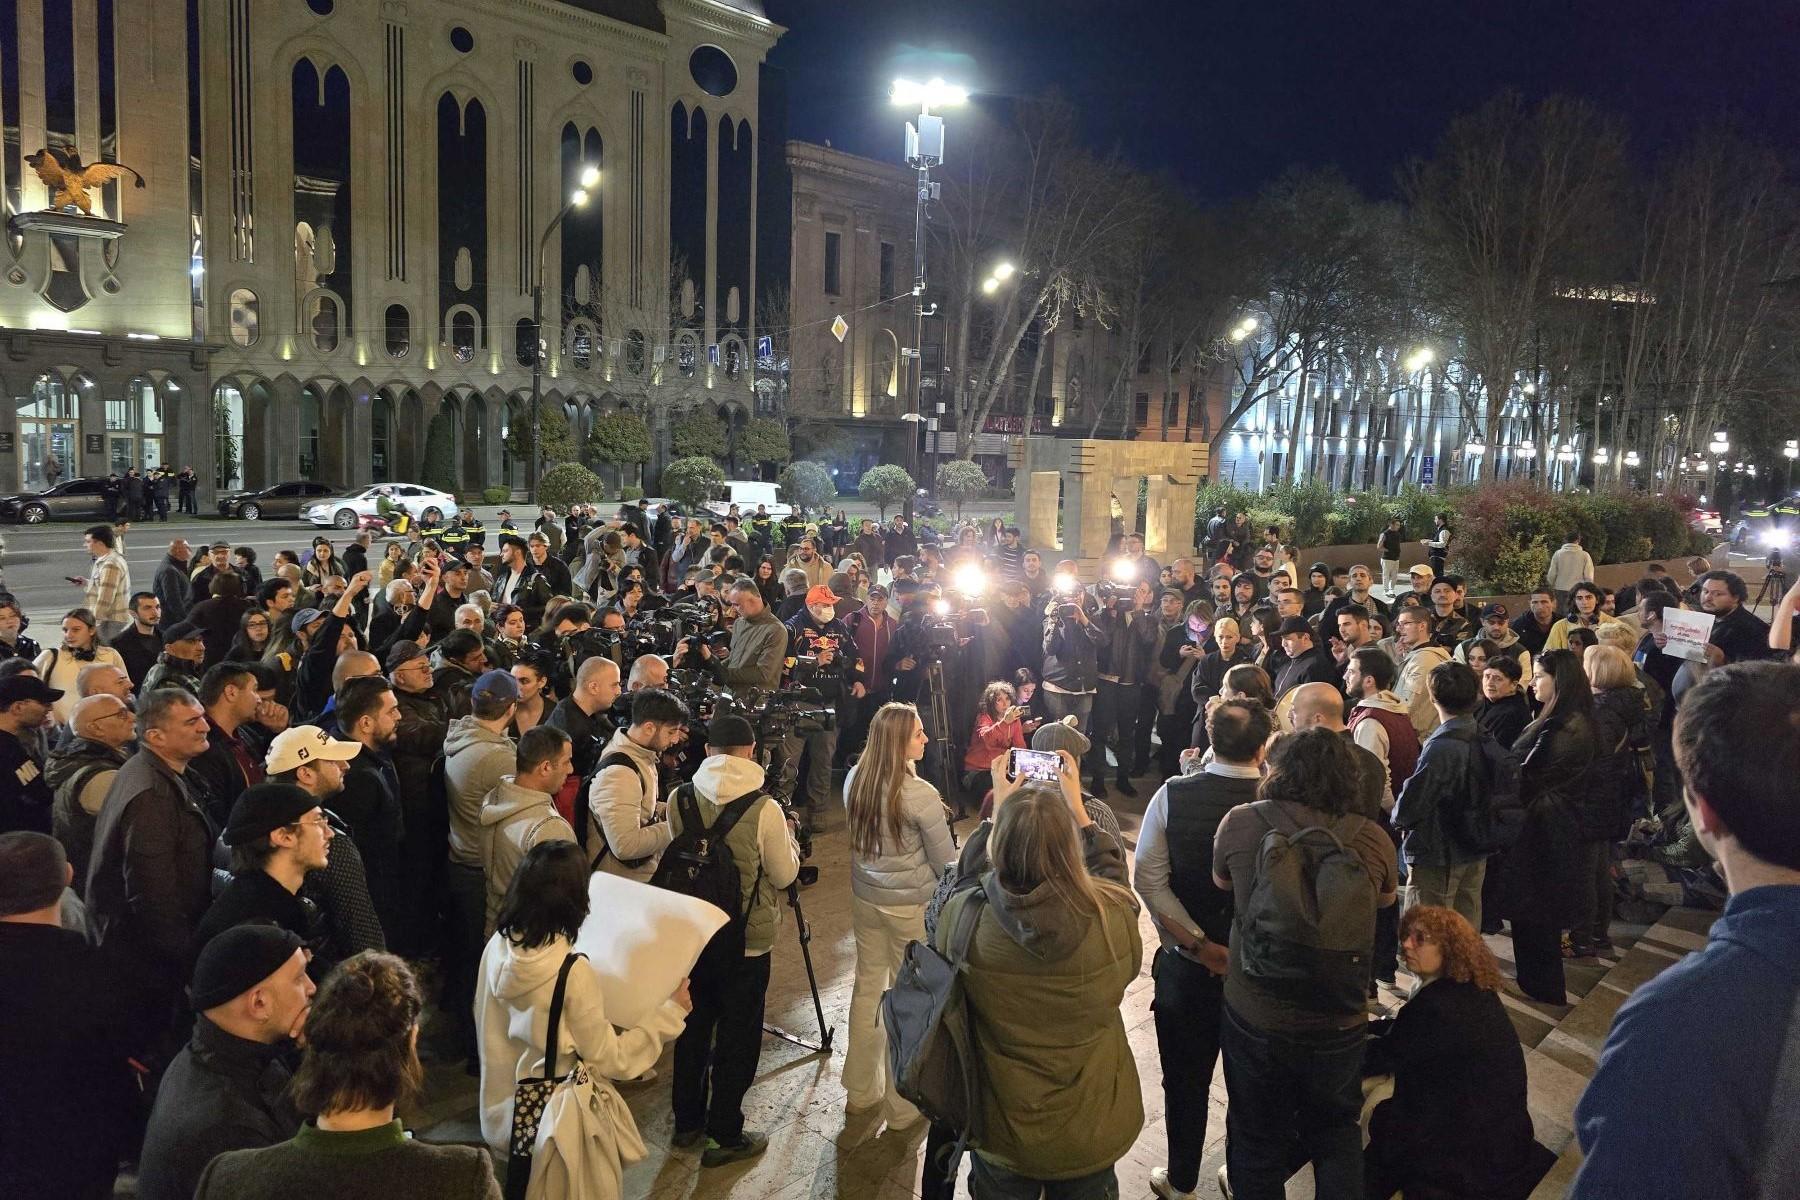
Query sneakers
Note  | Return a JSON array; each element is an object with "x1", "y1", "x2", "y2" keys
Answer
[
  {"x1": 1217, "y1": 1164, "x2": 1235, "y2": 1200},
  {"x1": 671, "y1": 1128, "x2": 704, "y2": 1151},
  {"x1": 1149, "y1": 1166, "x2": 1196, "y2": 1200},
  {"x1": 701, "y1": 1131, "x2": 769, "y2": 1168}
]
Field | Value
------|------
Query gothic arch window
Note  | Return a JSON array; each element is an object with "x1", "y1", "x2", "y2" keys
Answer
[
  {"x1": 229, "y1": 288, "x2": 259, "y2": 347},
  {"x1": 385, "y1": 304, "x2": 410, "y2": 358},
  {"x1": 675, "y1": 332, "x2": 699, "y2": 378},
  {"x1": 567, "y1": 319, "x2": 598, "y2": 371}
]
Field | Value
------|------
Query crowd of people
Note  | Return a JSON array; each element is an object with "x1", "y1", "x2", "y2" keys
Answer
[{"x1": 0, "y1": 498, "x2": 1794, "y2": 1200}]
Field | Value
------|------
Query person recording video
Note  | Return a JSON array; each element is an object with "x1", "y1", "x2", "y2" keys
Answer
[{"x1": 780, "y1": 586, "x2": 864, "y2": 828}]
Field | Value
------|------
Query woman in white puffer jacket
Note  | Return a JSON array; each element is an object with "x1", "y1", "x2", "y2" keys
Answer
[
  {"x1": 840, "y1": 702, "x2": 958, "y2": 1130},
  {"x1": 475, "y1": 840, "x2": 689, "y2": 1195}
]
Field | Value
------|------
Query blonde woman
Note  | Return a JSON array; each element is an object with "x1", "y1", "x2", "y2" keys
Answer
[
  {"x1": 935, "y1": 782, "x2": 1143, "y2": 1197},
  {"x1": 841, "y1": 702, "x2": 957, "y2": 1129}
]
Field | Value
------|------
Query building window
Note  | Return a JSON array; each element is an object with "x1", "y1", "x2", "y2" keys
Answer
[
  {"x1": 1164, "y1": 393, "x2": 1179, "y2": 428},
  {"x1": 449, "y1": 25, "x2": 473, "y2": 53},
  {"x1": 571, "y1": 60, "x2": 593, "y2": 86},
  {"x1": 823, "y1": 231, "x2": 841, "y2": 296},
  {"x1": 228, "y1": 288, "x2": 259, "y2": 347},
  {"x1": 626, "y1": 330, "x2": 647, "y2": 375},
  {"x1": 688, "y1": 45, "x2": 737, "y2": 98},
  {"x1": 515, "y1": 318, "x2": 536, "y2": 367},
  {"x1": 1133, "y1": 393, "x2": 1150, "y2": 425},
  {"x1": 299, "y1": 389, "x2": 321, "y2": 478},
  {"x1": 879, "y1": 241, "x2": 895, "y2": 299},
  {"x1": 371, "y1": 395, "x2": 391, "y2": 482},
  {"x1": 384, "y1": 304, "x2": 409, "y2": 358},
  {"x1": 450, "y1": 310, "x2": 477, "y2": 363},
  {"x1": 307, "y1": 292, "x2": 340, "y2": 352},
  {"x1": 212, "y1": 383, "x2": 245, "y2": 492}
]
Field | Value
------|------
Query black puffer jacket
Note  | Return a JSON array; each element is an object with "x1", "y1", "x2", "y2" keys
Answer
[
  {"x1": 1041, "y1": 594, "x2": 1107, "y2": 692},
  {"x1": 1580, "y1": 687, "x2": 1654, "y2": 842},
  {"x1": 1494, "y1": 711, "x2": 1594, "y2": 925}
]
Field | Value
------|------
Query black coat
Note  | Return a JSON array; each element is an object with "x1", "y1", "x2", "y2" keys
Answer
[
  {"x1": 331, "y1": 749, "x2": 404, "y2": 936},
  {"x1": 135, "y1": 1017, "x2": 301, "y2": 1200},
  {"x1": 1273, "y1": 643, "x2": 1341, "y2": 698},
  {"x1": 1494, "y1": 711, "x2": 1594, "y2": 925},
  {"x1": 1580, "y1": 687, "x2": 1654, "y2": 842},
  {"x1": 0, "y1": 924, "x2": 142, "y2": 1200},
  {"x1": 1363, "y1": 979, "x2": 1548, "y2": 1199},
  {"x1": 85, "y1": 749, "x2": 215, "y2": 992}
]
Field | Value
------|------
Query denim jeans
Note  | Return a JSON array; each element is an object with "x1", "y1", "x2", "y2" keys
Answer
[
  {"x1": 1220, "y1": 1002, "x2": 1367, "y2": 1200},
  {"x1": 970, "y1": 1155, "x2": 1118, "y2": 1200}
]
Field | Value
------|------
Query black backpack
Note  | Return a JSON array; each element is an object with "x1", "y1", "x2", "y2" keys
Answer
[
  {"x1": 648, "y1": 782, "x2": 765, "y2": 973},
  {"x1": 1444, "y1": 729, "x2": 1525, "y2": 856},
  {"x1": 1235, "y1": 802, "x2": 1377, "y2": 1017},
  {"x1": 574, "y1": 751, "x2": 651, "y2": 870}
]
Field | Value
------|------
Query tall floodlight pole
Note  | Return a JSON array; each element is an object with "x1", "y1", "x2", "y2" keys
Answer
[
  {"x1": 530, "y1": 163, "x2": 600, "y2": 500},
  {"x1": 891, "y1": 78, "x2": 967, "y2": 520}
]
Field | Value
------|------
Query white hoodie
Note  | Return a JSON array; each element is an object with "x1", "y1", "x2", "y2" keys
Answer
[{"x1": 476, "y1": 932, "x2": 687, "y2": 1154}]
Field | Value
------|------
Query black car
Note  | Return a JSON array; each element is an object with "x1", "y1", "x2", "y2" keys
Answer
[
  {"x1": 0, "y1": 477, "x2": 114, "y2": 524},
  {"x1": 218, "y1": 481, "x2": 342, "y2": 521}
]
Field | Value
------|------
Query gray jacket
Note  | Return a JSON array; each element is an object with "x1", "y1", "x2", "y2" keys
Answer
[
  {"x1": 722, "y1": 607, "x2": 787, "y2": 692},
  {"x1": 586, "y1": 728, "x2": 672, "y2": 881},
  {"x1": 444, "y1": 717, "x2": 515, "y2": 868},
  {"x1": 842, "y1": 765, "x2": 957, "y2": 907},
  {"x1": 479, "y1": 776, "x2": 576, "y2": 934}
]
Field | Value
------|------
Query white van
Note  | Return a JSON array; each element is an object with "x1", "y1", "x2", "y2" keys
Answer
[{"x1": 702, "y1": 480, "x2": 791, "y2": 521}]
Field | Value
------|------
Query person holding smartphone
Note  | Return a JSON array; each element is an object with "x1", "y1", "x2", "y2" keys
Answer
[{"x1": 961, "y1": 681, "x2": 1029, "y2": 803}]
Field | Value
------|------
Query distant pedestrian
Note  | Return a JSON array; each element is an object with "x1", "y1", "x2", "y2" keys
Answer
[{"x1": 177, "y1": 466, "x2": 198, "y2": 514}]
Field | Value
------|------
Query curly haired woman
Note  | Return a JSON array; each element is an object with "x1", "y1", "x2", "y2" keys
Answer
[{"x1": 1363, "y1": 906, "x2": 1551, "y2": 1199}]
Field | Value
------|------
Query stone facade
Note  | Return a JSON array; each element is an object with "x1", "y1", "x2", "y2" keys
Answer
[
  {"x1": 1, "y1": 0, "x2": 782, "y2": 502},
  {"x1": 781, "y1": 140, "x2": 914, "y2": 482},
  {"x1": 1010, "y1": 436, "x2": 1208, "y2": 575}
]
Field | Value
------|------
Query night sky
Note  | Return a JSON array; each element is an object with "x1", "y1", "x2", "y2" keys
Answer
[{"x1": 762, "y1": 0, "x2": 1800, "y2": 201}]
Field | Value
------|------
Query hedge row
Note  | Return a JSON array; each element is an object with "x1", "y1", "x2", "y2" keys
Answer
[{"x1": 1194, "y1": 478, "x2": 1710, "y2": 592}]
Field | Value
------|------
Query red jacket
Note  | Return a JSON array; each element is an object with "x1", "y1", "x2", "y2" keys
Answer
[{"x1": 964, "y1": 713, "x2": 1026, "y2": 773}]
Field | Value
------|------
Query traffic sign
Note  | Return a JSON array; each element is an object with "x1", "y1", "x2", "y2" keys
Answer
[
  {"x1": 831, "y1": 314, "x2": 848, "y2": 342},
  {"x1": 1420, "y1": 455, "x2": 1436, "y2": 485},
  {"x1": 757, "y1": 334, "x2": 773, "y2": 358}
]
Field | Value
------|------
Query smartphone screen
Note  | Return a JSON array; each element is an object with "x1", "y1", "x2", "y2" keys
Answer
[{"x1": 1012, "y1": 748, "x2": 1061, "y2": 783}]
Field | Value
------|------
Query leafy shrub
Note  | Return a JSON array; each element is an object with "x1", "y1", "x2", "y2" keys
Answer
[
  {"x1": 735, "y1": 417, "x2": 791, "y2": 469},
  {"x1": 620, "y1": 484, "x2": 645, "y2": 502},
  {"x1": 935, "y1": 460, "x2": 989, "y2": 520},
  {"x1": 1246, "y1": 508, "x2": 1290, "y2": 544},
  {"x1": 421, "y1": 412, "x2": 458, "y2": 496},
  {"x1": 778, "y1": 461, "x2": 838, "y2": 513},
  {"x1": 1265, "y1": 478, "x2": 1337, "y2": 548},
  {"x1": 1327, "y1": 490, "x2": 1393, "y2": 544},
  {"x1": 670, "y1": 411, "x2": 727, "y2": 460},
  {"x1": 587, "y1": 411, "x2": 653, "y2": 468},
  {"x1": 537, "y1": 462, "x2": 605, "y2": 511},
  {"x1": 481, "y1": 485, "x2": 510, "y2": 505},
  {"x1": 661, "y1": 456, "x2": 726, "y2": 510},
  {"x1": 1194, "y1": 481, "x2": 1257, "y2": 539},
  {"x1": 1487, "y1": 536, "x2": 1552, "y2": 595},
  {"x1": 858, "y1": 464, "x2": 916, "y2": 519}
]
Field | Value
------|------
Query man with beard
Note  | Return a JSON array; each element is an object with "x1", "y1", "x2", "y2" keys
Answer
[
  {"x1": 794, "y1": 537, "x2": 832, "y2": 590},
  {"x1": 1019, "y1": 549, "x2": 1052, "y2": 609},
  {"x1": 492, "y1": 535, "x2": 553, "y2": 629},
  {"x1": 528, "y1": 531, "x2": 576, "y2": 596},
  {"x1": 187, "y1": 664, "x2": 275, "y2": 829},
  {"x1": 382, "y1": 641, "x2": 450, "y2": 956},
  {"x1": 321, "y1": 676, "x2": 404, "y2": 940}
]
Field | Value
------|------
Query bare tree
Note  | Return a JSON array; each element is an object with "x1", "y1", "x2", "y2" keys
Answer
[{"x1": 1403, "y1": 92, "x2": 1627, "y2": 457}]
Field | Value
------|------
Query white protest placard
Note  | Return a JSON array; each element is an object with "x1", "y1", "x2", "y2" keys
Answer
[
  {"x1": 1660, "y1": 608, "x2": 1715, "y2": 663},
  {"x1": 573, "y1": 872, "x2": 728, "y2": 1029}
]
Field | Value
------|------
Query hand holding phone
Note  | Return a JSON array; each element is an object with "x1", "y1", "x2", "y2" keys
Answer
[{"x1": 1010, "y1": 748, "x2": 1061, "y2": 783}]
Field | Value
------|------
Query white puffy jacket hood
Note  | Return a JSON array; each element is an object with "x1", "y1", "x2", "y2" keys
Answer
[{"x1": 692, "y1": 753, "x2": 766, "y2": 805}]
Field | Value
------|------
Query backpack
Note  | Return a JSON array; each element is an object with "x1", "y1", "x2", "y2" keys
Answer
[
  {"x1": 883, "y1": 886, "x2": 987, "y2": 1157},
  {"x1": 1444, "y1": 730, "x2": 1525, "y2": 856},
  {"x1": 1235, "y1": 803, "x2": 1377, "y2": 1017},
  {"x1": 573, "y1": 751, "x2": 648, "y2": 870},
  {"x1": 648, "y1": 782, "x2": 764, "y2": 973}
]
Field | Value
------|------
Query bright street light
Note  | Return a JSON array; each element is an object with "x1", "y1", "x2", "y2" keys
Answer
[
  {"x1": 1592, "y1": 447, "x2": 1609, "y2": 465},
  {"x1": 891, "y1": 77, "x2": 969, "y2": 111},
  {"x1": 992, "y1": 261, "x2": 1015, "y2": 281},
  {"x1": 1405, "y1": 347, "x2": 1433, "y2": 372},
  {"x1": 570, "y1": 189, "x2": 589, "y2": 207},
  {"x1": 1464, "y1": 438, "x2": 1486, "y2": 456},
  {"x1": 579, "y1": 164, "x2": 601, "y2": 189},
  {"x1": 1240, "y1": 317, "x2": 1259, "y2": 334},
  {"x1": 1709, "y1": 430, "x2": 1730, "y2": 454},
  {"x1": 1784, "y1": 439, "x2": 1799, "y2": 460},
  {"x1": 1624, "y1": 449, "x2": 1641, "y2": 467},
  {"x1": 981, "y1": 277, "x2": 1000, "y2": 295}
]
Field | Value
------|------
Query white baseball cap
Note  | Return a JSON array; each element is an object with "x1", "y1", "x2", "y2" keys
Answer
[{"x1": 265, "y1": 726, "x2": 362, "y2": 775}]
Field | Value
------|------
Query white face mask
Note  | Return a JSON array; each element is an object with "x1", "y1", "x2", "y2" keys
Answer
[{"x1": 808, "y1": 605, "x2": 836, "y2": 625}]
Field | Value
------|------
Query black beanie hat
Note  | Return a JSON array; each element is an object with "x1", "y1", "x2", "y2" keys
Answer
[{"x1": 189, "y1": 923, "x2": 305, "y2": 1011}]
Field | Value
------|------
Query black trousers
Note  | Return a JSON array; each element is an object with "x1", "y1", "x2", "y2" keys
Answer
[
  {"x1": 921, "y1": 1121, "x2": 962, "y2": 1200},
  {"x1": 1155, "y1": 712, "x2": 1188, "y2": 779},
  {"x1": 672, "y1": 951, "x2": 772, "y2": 1142},
  {"x1": 442, "y1": 862, "x2": 486, "y2": 1061},
  {"x1": 1510, "y1": 919, "x2": 1566, "y2": 1004},
  {"x1": 1130, "y1": 684, "x2": 1159, "y2": 774},
  {"x1": 1084, "y1": 680, "x2": 1135, "y2": 783},
  {"x1": 1152, "y1": 948, "x2": 1225, "y2": 1194}
]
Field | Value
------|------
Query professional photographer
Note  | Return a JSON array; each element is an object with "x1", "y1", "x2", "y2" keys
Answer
[
  {"x1": 1040, "y1": 568, "x2": 1107, "y2": 734},
  {"x1": 717, "y1": 579, "x2": 787, "y2": 693},
  {"x1": 584, "y1": 687, "x2": 687, "y2": 881},
  {"x1": 780, "y1": 585, "x2": 864, "y2": 828}
]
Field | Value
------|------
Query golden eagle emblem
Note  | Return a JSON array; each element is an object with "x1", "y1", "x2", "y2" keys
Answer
[{"x1": 24, "y1": 146, "x2": 145, "y2": 215}]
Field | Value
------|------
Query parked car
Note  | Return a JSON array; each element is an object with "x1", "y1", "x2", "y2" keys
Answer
[
  {"x1": 218, "y1": 480, "x2": 342, "y2": 521},
  {"x1": 0, "y1": 477, "x2": 113, "y2": 524},
  {"x1": 301, "y1": 483, "x2": 457, "y2": 529}
]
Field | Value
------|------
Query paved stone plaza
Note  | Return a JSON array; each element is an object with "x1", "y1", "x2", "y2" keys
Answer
[{"x1": 392, "y1": 797, "x2": 1715, "y2": 1200}]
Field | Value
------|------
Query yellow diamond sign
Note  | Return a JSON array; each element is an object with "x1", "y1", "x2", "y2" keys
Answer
[{"x1": 831, "y1": 314, "x2": 849, "y2": 342}]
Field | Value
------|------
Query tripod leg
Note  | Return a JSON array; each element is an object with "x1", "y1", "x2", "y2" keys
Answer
[{"x1": 760, "y1": 884, "x2": 834, "y2": 1054}]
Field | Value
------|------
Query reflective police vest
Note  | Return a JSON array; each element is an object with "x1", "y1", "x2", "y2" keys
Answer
[
  {"x1": 438, "y1": 524, "x2": 471, "y2": 550},
  {"x1": 461, "y1": 519, "x2": 487, "y2": 548}
]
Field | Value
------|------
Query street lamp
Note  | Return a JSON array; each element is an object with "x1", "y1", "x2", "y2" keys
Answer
[
  {"x1": 980, "y1": 260, "x2": 1018, "y2": 296},
  {"x1": 1623, "y1": 449, "x2": 1641, "y2": 468},
  {"x1": 1404, "y1": 347, "x2": 1434, "y2": 373},
  {"x1": 1709, "y1": 429, "x2": 1730, "y2": 455},
  {"x1": 529, "y1": 163, "x2": 601, "y2": 500},
  {"x1": 1228, "y1": 316, "x2": 1259, "y2": 344},
  {"x1": 892, "y1": 76, "x2": 968, "y2": 515}
]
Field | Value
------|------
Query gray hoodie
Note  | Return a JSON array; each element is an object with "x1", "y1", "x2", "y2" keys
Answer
[
  {"x1": 445, "y1": 716, "x2": 515, "y2": 867},
  {"x1": 478, "y1": 776, "x2": 576, "y2": 934}
]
